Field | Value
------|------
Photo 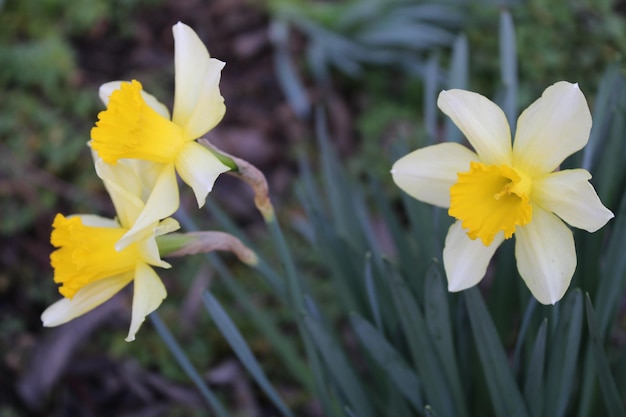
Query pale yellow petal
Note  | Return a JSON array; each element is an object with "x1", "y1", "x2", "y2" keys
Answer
[
  {"x1": 533, "y1": 169, "x2": 614, "y2": 232},
  {"x1": 172, "y1": 22, "x2": 226, "y2": 139},
  {"x1": 137, "y1": 222, "x2": 175, "y2": 269},
  {"x1": 116, "y1": 164, "x2": 180, "y2": 251},
  {"x1": 99, "y1": 81, "x2": 170, "y2": 119},
  {"x1": 126, "y1": 263, "x2": 167, "y2": 342},
  {"x1": 75, "y1": 214, "x2": 119, "y2": 229},
  {"x1": 95, "y1": 156, "x2": 145, "y2": 228},
  {"x1": 175, "y1": 141, "x2": 229, "y2": 208},
  {"x1": 515, "y1": 206, "x2": 576, "y2": 305},
  {"x1": 391, "y1": 143, "x2": 478, "y2": 208},
  {"x1": 41, "y1": 273, "x2": 133, "y2": 327},
  {"x1": 513, "y1": 82, "x2": 591, "y2": 175},
  {"x1": 443, "y1": 220, "x2": 505, "y2": 291},
  {"x1": 438, "y1": 89, "x2": 513, "y2": 165},
  {"x1": 155, "y1": 218, "x2": 181, "y2": 237}
]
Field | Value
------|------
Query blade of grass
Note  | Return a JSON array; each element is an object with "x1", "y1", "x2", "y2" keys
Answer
[
  {"x1": 149, "y1": 312, "x2": 231, "y2": 417},
  {"x1": 464, "y1": 288, "x2": 529, "y2": 417}
]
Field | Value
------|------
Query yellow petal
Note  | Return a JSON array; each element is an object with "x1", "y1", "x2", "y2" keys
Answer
[
  {"x1": 443, "y1": 220, "x2": 505, "y2": 291},
  {"x1": 172, "y1": 22, "x2": 226, "y2": 139},
  {"x1": 513, "y1": 82, "x2": 591, "y2": 175},
  {"x1": 533, "y1": 169, "x2": 614, "y2": 232},
  {"x1": 126, "y1": 263, "x2": 167, "y2": 342},
  {"x1": 514, "y1": 206, "x2": 576, "y2": 305},
  {"x1": 175, "y1": 141, "x2": 230, "y2": 207},
  {"x1": 391, "y1": 142, "x2": 478, "y2": 208},
  {"x1": 438, "y1": 89, "x2": 513, "y2": 165},
  {"x1": 41, "y1": 273, "x2": 133, "y2": 327}
]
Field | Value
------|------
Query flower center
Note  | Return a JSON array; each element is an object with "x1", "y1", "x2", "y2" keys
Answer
[
  {"x1": 50, "y1": 214, "x2": 140, "y2": 298},
  {"x1": 449, "y1": 161, "x2": 533, "y2": 245},
  {"x1": 91, "y1": 80, "x2": 186, "y2": 165}
]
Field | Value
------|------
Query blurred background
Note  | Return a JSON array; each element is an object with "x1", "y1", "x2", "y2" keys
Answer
[{"x1": 1, "y1": 0, "x2": 625, "y2": 415}]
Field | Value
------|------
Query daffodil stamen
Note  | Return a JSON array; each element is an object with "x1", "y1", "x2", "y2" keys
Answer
[
  {"x1": 50, "y1": 214, "x2": 139, "y2": 298},
  {"x1": 91, "y1": 80, "x2": 186, "y2": 164},
  {"x1": 449, "y1": 161, "x2": 533, "y2": 245}
]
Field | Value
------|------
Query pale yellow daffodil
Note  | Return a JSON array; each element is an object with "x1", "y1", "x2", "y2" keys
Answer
[
  {"x1": 391, "y1": 81, "x2": 614, "y2": 304},
  {"x1": 41, "y1": 156, "x2": 180, "y2": 341},
  {"x1": 90, "y1": 22, "x2": 229, "y2": 213}
]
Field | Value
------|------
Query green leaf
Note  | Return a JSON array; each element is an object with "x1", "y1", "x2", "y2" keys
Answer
[
  {"x1": 545, "y1": 290, "x2": 584, "y2": 417},
  {"x1": 464, "y1": 288, "x2": 529, "y2": 417},
  {"x1": 424, "y1": 262, "x2": 468, "y2": 417},
  {"x1": 304, "y1": 315, "x2": 375, "y2": 417},
  {"x1": 350, "y1": 313, "x2": 423, "y2": 411},
  {"x1": 585, "y1": 295, "x2": 626, "y2": 417},
  {"x1": 498, "y1": 9, "x2": 518, "y2": 132},
  {"x1": 523, "y1": 319, "x2": 547, "y2": 417},
  {"x1": 202, "y1": 292, "x2": 295, "y2": 417},
  {"x1": 386, "y1": 266, "x2": 458, "y2": 417},
  {"x1": 149, "y1": 312, "x2": 231, "y2": 417}
]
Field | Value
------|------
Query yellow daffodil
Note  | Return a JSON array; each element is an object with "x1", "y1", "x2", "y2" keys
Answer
[
  {"x1": 41, "y1": 156, "x2": 180, "y2": 341},
  {"x1": 90, "y1": 22, "x2": 229, "y2": 209},
  {"x1": 391, "y1": 82, "x2": 614, "y2": 304}
]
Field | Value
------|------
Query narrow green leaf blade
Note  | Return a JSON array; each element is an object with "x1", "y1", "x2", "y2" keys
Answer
[
  {"x1": 424, "y1": 262, "x2": 468, "y2": 417},
  {"x1": 464, "y1": 288, "x2": 529, "y2": 417},
  {"x1": 585, "y1": 295, "x2": 626, "y2": 417},
  {"x1": 523, "y1": 319, "x2": 547, "y2": 417},
  {"x1": 202, "y1": 292, "x2": 295, "y2": 417},
  {"x1": 350, "y1": 313, "x2": 423, "y2": 411},
  {"x1": 386, "y1": 267, "x2": 457, "y2": 417},
  {"x1": 545, "y1": 290, "x2": 584, "y2": 417},
  {"x1": 304, "y1": 315, "x2": 375, "y2": 417}
]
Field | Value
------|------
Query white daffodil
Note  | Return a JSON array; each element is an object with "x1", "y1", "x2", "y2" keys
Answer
[
  {"x1": 391, "y1": 81, "x2": 614, "y2": 304},
  {"x1": 90, "y1": 22, "x2": 229, "y2": 213},
  {"x1": 41, "y1": 156, "x2": 180, "y2": 342}
]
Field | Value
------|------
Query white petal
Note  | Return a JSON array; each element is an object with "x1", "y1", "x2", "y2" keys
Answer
[
  {"x1": 438, "y1": 89, "x2": 513, "y2": 165},
  {"x1": 391, "y1": 143, "x2": 478, "y2": 208},
  {"x1": 533, "y1": 169, "x2": 614, "y2": 232},
  {"x1": 175, "y1": 141, "x2": 229, "y2": 208},
  {"x1": 443, "y1": 220, "x2": 505, "y2": 291},
  {"x1": 41, "y1": 274, "x2": 133, "y2": 327},
  {"x1": 99, "y1": 81, "x2": 171, "y2": 119},
  {"x1": 513, "y1": 82, "x2": 591, "y2": 175},
  {"x1": 515, "y1": 206, "x2": 576, "y2": 305},
  {"x1": 126, "y1": 263, "x2": 167, "y2": 342},
  {"x1": 116, "y1": 164, "x2": 180, "y2": 250},
  {"x1": 172, "y1": 22, "x2": 226, "y2": 139}
]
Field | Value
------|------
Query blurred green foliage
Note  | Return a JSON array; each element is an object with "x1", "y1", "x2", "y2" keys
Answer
[{"x1": 0, "y1": 0, "x2": 162, "y2": 236}]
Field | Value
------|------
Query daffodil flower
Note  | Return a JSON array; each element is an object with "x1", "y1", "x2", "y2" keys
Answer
[
  {"x1": 90, "y1": 22, "x2": 230, "y2": 212},
  {"x1": 41, "y1": 156, "x2": 180, "y2": 341},
  {"x1": 391, "y1": 82, "x2": 614, "y2": 304}
]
